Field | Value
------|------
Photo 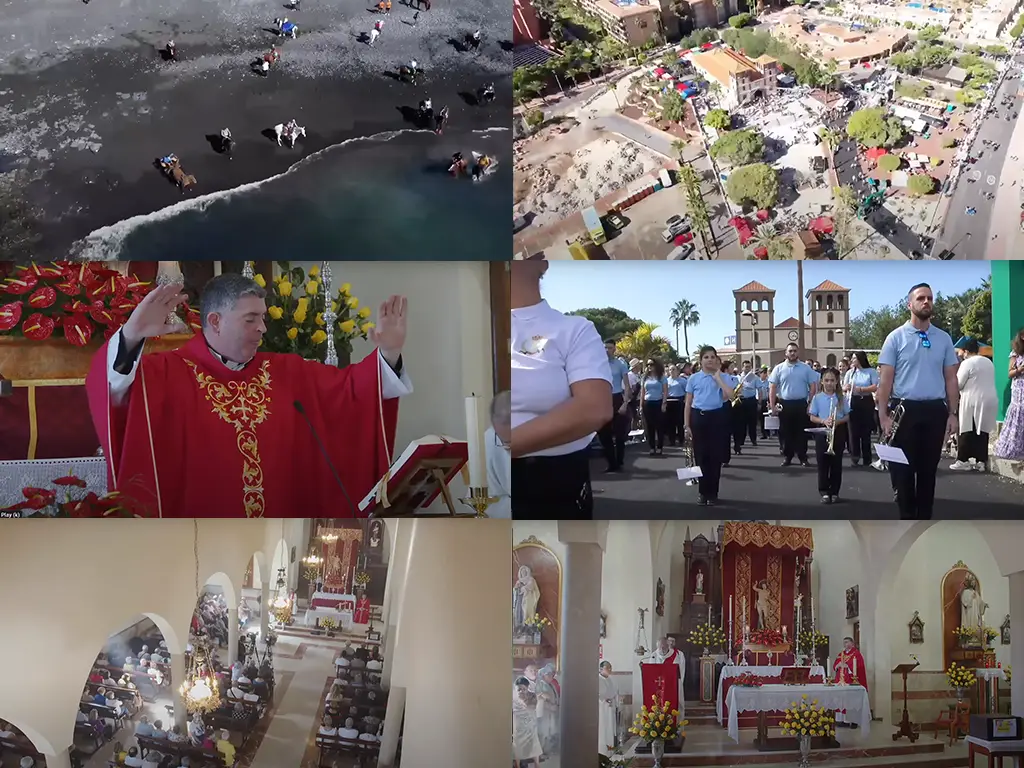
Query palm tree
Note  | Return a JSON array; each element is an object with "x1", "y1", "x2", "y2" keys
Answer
[
  {"x1": 616, "y1": 322, "x2": 674, "y2": 362},
  {"x1": 607, "y1": 82, "x2": 621, "y2": 109},
  {"x1": 671, "y1": 138, "x2": 688, "y2": 161},
  {"x1": 669, "y1": 300, "x2": 700, "y2": 356},
  {"x1": 749, "y1": 226, "x2": 794, "y2": 260}
]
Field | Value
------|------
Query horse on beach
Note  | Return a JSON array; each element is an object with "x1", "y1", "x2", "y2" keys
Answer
[
  {"x1": 155, "y1": 155, "x2": 197, "y2": 191},
  {"x1": 274, "y1": 121, "x2": 306, "y2": 147}
]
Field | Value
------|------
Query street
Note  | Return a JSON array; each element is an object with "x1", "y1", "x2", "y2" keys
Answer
[
  {"x1": 589, "y1": 437, "x2": 1023, "y2": 518},
  {"x1": 932, "y1": 51, "x2": 1024, "y2": 259}
]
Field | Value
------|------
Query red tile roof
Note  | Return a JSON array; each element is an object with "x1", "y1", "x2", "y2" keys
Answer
[
  {"x1": 734, "y1": 281, "x2": 775, "y2": 293},
  {"x1": 775, "y1": 317, "x2": 811, "y2": 329},
  {"x1": 808, "y1": 280, "x2": 849, "y2": 292}
]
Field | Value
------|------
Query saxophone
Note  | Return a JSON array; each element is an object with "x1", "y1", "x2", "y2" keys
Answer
[
  {"x1": 871, "y1": 400, "x2": 905, "y2": 471},
  {"x1": 730, "y1": 378, "x2": 745, "y2": 407}
]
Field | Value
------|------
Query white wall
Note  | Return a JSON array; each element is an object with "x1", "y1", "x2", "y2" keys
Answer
[
  {"x1": 512, "y1": 522, "x2": 565, "y2": 565},
  {"x1": 295, "y1": 261, "x2": 495, "y2": 511},
  {"x1": 799, "y1": 520, "x2": 863, "y2": 653},
  {"x1": 889, "y1": 522, "x2": 1011, "y2": 669}
]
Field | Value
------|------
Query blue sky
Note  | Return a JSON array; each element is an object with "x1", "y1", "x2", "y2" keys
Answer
[{"x1": 539, "y1": 261, "x2": 991, "y2": 351}]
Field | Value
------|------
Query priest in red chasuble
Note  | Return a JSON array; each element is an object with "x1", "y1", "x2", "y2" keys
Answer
[
  {"x1": 832, "y1": 636, "x2": 868, "y2": 726},
  {"x1": 353, "y1": 592, "x2": 371, "y2": 624},
  {"x1": 85, "y1": 275, "x2": 412, "y2": 518}
]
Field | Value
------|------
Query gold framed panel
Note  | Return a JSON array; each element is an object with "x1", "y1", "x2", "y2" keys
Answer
[{"x1": 513, "y1": 535, "x2": 563, "y2": 673}]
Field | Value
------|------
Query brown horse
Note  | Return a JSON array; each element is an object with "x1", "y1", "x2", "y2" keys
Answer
[{"x1": 170, "y1": 164, "x2": 197, "y2": 190}]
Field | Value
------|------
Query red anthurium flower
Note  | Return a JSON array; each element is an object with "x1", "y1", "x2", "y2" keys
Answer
[
  {"x1": 54, "y1": 280, "x2": 81, "y2": 296},
  {"x1": 22, "y1": 313, "x2": 56, "y2": 341},
  {"x1": 103, "y1": 326, "x2": 119, "y2": 342},
  {"x1": 86, "y1": 264, "x2": 121, "y2": 281},
  {"x1": 66, "y1": 299, "x2": 91, "y2": 314},
  {"x1": 111, "y1": 298, "x2": 138, "y2": 314},
  {"x1": 62, "y1": 315, "x2": 94, "y2": 346},
  {"x1": 0, "y1": 302, "x2": 23, "y2": 332},
  {"x1": 28, "y1": 264, "x2": 65, "y2": 280},
  {"x1": 28, "y1": 286, "x2": 58, "y2": 309},
  {"x1": 2, "y1": 273, "x2": 39, "y2": 295},
  {"x1": 52, "y1": 475, "x2": 88, "y2": 488},
  {"x1": 21, "y1": 487, "x2": 56, "y2": 510},
  {"x1": 89, "y1": 303, "x2": 117, "y2": 325},
  {"x1": 124, "y1": 279, "x2": 151, "y2": 293}
]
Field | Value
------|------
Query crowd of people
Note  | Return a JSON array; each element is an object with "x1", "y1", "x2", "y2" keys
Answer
[
  {"x1": 511, "y1": 663, "x2": 559, "y2": 768},
  {"x1": 315, "y1": 642, "x2": 387, "y2": 763}
]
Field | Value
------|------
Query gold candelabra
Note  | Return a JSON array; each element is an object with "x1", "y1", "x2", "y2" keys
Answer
[{"x1": 459, "y1": 486, "x2": 500, "y2": 518}]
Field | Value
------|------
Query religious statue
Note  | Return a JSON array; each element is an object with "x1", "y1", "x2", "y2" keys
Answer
[
  {"x1": 696, "y1": 570, "x2": 704, "y2": 595},
  {"x1": 753, "y1": 580, "x2": 770, "y2": 630},
  {"x1": 961, "y1": 575, "x2": 987, "y2": 634},
  {"x1": 513, "y1": 565, "x2": 541, "y2": 630},
  {"x1": 369, "y1": 521, "x2": 382, "y2": 549}
]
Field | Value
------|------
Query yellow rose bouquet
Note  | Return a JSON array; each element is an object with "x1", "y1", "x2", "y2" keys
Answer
[
  {"x1": 946, "y1": 662, "x2": 976, "y2": 690},
  {"x1": 687, "y1": 623, "x2": 727, "y2": 652},
  {"x1": 953, "y1": 626, "x2": 976, "y2": 643},
  {"x1": 261, "y1": 261, "x2": 373, "y2": 361},
  {"x1": 1006, "y1": 665, "x2": 1012, "y2": 683},
  {"x1": 320, "y1": 618, "x2": 338, "y2": 633},
  {"x1": 781, "y1": 694, "x2": 836, "y2": 738},
  {"x1": 525, "y1": 614, "x2": 553, "y2": 632},
  {"x1": 354, "y1": 571, "x2": 371, "y2": 588},
  {"x1": 797, "y1": 630, "x2": 830, "y2": 655},
  {"x1": 628, "y1": 694, "x2": 687, "y2": 743}
]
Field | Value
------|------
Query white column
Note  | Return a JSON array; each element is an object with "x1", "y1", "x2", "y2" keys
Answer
[
  {"x1": 169, "y1": 652, "x2": 188, "y2": 732},
  {"x1": 387, "y1": 520, "x2": 509, "y2": 768},
  {"x1": 381, "y1": 520, "x2": 414, "y2": 692},
  {"x1": 559, "y1": 541, "x2": 604, "y2": 767},
  {"x1": 1010, "y1": 571, "x2": 1024, "y2": 717},
  {"x1": 260, "y1": 580, "x2": 270, "y2": 640},
  {"x1": 44, "y1": 748, "x2": 72, "y2": 768},
  {"x1": 862, "y1": 570, "x2": 889, "y2": 725},
  {"x1": 376, "y1": 685, "x2": 407, "y2": 768},
  {"x1": 228, "y1": 608, "x2": 239, "y2": 666}
]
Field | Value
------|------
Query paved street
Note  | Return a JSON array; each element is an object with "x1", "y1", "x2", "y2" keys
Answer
[
  {"x1": 589, "y1": 437, "x2": 1023, "y2": 518},
  {"x1": 932, "y1": 51, "x2": 1024, "y2": 258}
]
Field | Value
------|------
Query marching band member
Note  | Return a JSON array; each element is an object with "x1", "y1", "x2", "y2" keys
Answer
[
  {"x1": 685, "y1": 347, "x2": 733, "y2": 506},
  {"x1": 597, "y1": 340, "x2": 632, "y2": 473},
  {"x1": 719, "y1": 359, "x2": 738, "y2": 467},
  {"x1": 665, "y1": 364, "x2": 688, "y2": 447},
  {"x1": 876, "y1": 283, "x2": 959, "y2": 520},
  {"x1": 510, "y1": 259, "x2": 612, "y2": 519},
  {"x1": 640, "y1": 359, "x2": 668, "y2": 456},
  {"x1": 734, "y1": 359, "x2": 760, "y2": 452},
  {"x1": 768, "y1": 343, "x2": 819, "y2": 467},
  {"x1": 846, "y1": 351, "x2": 879, "y2": 467},
  {"x1": 807, "y1": 367, "x2": 851, "y2": 504},
  {"x1": 756, "y1": 366, "x2": 771, "y2": 440}
]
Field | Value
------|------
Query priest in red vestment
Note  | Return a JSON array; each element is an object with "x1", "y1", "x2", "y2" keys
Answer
[
  {"x1": 832, "y1": 636, "x2": 868, "y2": 726},
  {"x1": 353, "y1": 592, "x2": 371, "y2": 624},
  {"x1": 85, "y1": 276, "x2": 412, "y2": 518}
]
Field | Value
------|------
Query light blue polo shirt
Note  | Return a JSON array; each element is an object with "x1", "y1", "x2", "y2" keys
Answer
[
  {"x1": 768, "y1": 360, "x2": 818, "y2": 400},
  {"x1": 667, "y1": 376, "x2": 688, "y2": 398},
  {"x1": 756, "y1": 377, "x2": 769, "y2": 398},
  {"x1": 739, "y1": 371, "x2": 758, "y2": 398},
  {"x1": 847, "y1": 367, "x2": 879, "y2": 392},
  {"x1": 878, "y1": 321, "x2": 958, "y2": 400},
  {"x1": 643, "y1": 376, "x2": 666, "y2": 401},
  {"x1": 687, "y1": 371, "x2": 724, "y2": 410},
  {"x1": 809, "y1": 392, "x2": 851, "y2": 420},
  {"x1": 607, "y1": 357, "x2": 629, "y2": 395}
]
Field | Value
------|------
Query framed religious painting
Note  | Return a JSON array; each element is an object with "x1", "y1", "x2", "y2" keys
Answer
[
  {"x1": 846, "y1": 586, "x2": 859, "y2": 621},
  {"x1": 1002, "y1": 615, "x2": 1011, "y2": 645},
  {"x1": 909, "y1": 611, "x2": 925, "y2": 644}
]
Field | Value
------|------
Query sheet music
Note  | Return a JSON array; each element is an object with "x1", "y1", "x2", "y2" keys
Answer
[{"x1": 874, "y1": 444, "x2": 909, "y2": 464}]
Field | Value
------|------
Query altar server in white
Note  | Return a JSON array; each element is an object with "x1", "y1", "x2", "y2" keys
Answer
[
  {"x1": 598, "y1": 661, "x2": 618, "y2": 756},
  {"x1": 664, "y1": 636, "x2": 686, "y2": 720}
]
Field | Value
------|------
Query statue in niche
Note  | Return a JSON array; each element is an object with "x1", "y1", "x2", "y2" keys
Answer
[
  {"x1": 696, "y1": 570, "x2": 704, "y2": 595},
  {"x1": 369, "y1": 520, "x2": 382, "y2": 549},
  {"x1": 514, "y1": 565, "x2": 541, "y2": 629},
  {"x1": 753, "y1": 580, "x2": 770, "y2": 630},
  {"x1": 960, "y1": 574, "x2": 988, "y2": 634}
]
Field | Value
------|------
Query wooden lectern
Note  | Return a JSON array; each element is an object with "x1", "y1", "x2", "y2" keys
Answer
[{"x1": 892, "y1": 662, "x2": 920, "y2": 742}]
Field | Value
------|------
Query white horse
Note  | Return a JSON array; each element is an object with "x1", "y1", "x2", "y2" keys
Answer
[{"x1": 274, "y1": 121, "x2": 306, "y2": 147}]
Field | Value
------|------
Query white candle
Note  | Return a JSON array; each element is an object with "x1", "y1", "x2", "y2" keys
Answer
[
  {"x1": 811, "y1": 596, "x2": 815, "y2": 627},
  {"x1": 213, "y1": 261, "x2": 223, "y2": 276},
  {"x1": 708, "y1": 605, "x2": 712, "y2": 623},
  {"x1": 464, "y1": 395, "x2": 485, "y2": 487},
  {"x1": 853, "y1": 657, "x2": 858, "y2": 682}
]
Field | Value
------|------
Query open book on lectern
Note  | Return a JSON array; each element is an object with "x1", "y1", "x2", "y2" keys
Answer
[{"x1": 358, "y1": 435, "x2": 469, "y2": 515}]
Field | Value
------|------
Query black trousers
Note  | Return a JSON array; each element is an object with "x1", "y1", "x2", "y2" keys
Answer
[
  {"x1": 597, "y1": 393, "x2": 629, "y2": 469},
  {"x1": 734, "y1": 397, "x2": 758, "y2": 447},
  {"x1": 957, "y1": 425, "x2": 990, "y2": 464},
  {"x1": 849, "y1": 396, "x2": 875, "y2": 462},
  {"x1": 813, "y1": 427, "x2": 846, "y2": 495},
  {"x1": 512, "y1": 449, "x2": 592, "y2": 519},
  {"x1": 690, "y1": 407, "x2": 728, "y2": 498},
  {"x1": 643, "y1": 400, "x2": 665, "y2": 450},
  {"x1": 887, "y1": 399, "x2": 948, "y2": 519},
  {"x1": 759, "y1": 402, "x2": 770, "y2": 439},
  {"x1": 779, "y1": 399, "x2": 810, "y2": 461},
  {"x1": 665, "y1": 399, "x2": 684, "y2": 445}
]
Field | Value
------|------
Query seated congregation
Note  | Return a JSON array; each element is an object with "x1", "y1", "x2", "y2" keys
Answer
[{"x1": 312, "y1": 642, "x2": 388, "y2": 767}]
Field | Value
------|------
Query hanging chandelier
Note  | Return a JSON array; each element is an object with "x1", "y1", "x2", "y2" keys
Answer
[
  {"x1": 634, "y1": 607, "x2": 650, "y2": 657},
  {"x1": 180, "y1": 521, "x2": 222, "y2": 714},
  {"x1": 271, "y1": 567, "x2": 290, "y2": 610}
]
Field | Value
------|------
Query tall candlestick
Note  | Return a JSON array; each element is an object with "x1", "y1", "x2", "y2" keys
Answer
[
  {"x1": 811, "y1": 596, "x2": 815, "y2": 627},
  {"x1": 853, "y1": 657, "x2": 858, "y2": 683},
  {"x1": 708, "y1": 605, "x2": 712, "y2": 624},
  {"x1": 465, "y1": 395, "x2": 485, "y2": 487}
]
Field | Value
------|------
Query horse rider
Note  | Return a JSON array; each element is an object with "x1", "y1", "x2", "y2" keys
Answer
[
  {"x1": 469, "y1": 29, "x2": 481, "y2": 47},
  {"x1": 160, "y1": 154, "x2": 178, "y2": 167},
  {"x1": 419, "y1": 98, "x2": 433, "y2": 121},
  {"x1": 376, "y1": 0, "x2": 385, "y2": 11},
  {"x1": 374, "y1": 19, "x2": 384, "y2": 31},
  {"x1": 480, "y1": 82, "x2": 495, "y2": 102},
  {"x1": 449, "y1": 152, "x2": 466, "y2": 175},
  {"x1": 435, "y1": 105, "x2": 449, "y2": 134},
  {"x1": 473, "y1": 155, "x2": 491, "y2": 180},
  {"x1": 166, "y1": 41, "x2": 178, "y2": 60},
  {"x1": 220, "y1": 128, "x2": 233, "y2": 157}
]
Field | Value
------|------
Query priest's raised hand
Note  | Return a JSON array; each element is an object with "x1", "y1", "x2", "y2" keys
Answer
[{"x1": 85, "y1": 272, "x2": 413, "y2": 518}]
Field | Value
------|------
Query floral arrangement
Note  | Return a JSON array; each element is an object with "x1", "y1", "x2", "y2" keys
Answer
[
  {"x1": 953, "y1": 626, "x2": 976, "y2": 642},
  {"x1": 525, "y1": 614, "x2": 553, "y2": 632},
  {"x1": 320, "y1": 618, "x2": 338, "y2": 633},
  {"x1": 798, "y1": 630, "x2": 829, "y2": 654},
  {"x1": 1, "y1": 474, "x2": 140, "y2": 517},
  {"x1": 628, "y1": 694, "x2": 686, "y2": 743},
  {"x1": 0, "y1": 262, "x2": 199, "y2": 344},
  {"x1": 272, "y1": 604, "x2": 293, "y2": 625},
  {"x1": 687, "y1": 623, "x2": 727, "y2": 651},
  {"x1": 1006, "y1": 665, "x2": 1012, "y2": 682},
  {"x1": 946, "y1": 662, "x2": 976, "y2": 690},
  {"x1": 260, "y1": 262, "x2": 373, "y2": 361},
  {"x1": 748, "y1": 628, "x2": 785, "y2": 647},
  {"x1": 732, "y1": 672, "x2": 764, "y2": 688},
  {"x1": 781, "y1": 694, "x2": 836, "y2": 738},
  {"x1": 354, "y1": 571, "x2": 371, "y2": 588},
  {"x1": 983, "y1": 627, "x2": 999, "y2": 644}
]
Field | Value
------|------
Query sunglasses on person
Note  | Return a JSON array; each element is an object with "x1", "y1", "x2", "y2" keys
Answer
[{"x1": 916, "y1": 330, "x2": 931, "y2": 349}]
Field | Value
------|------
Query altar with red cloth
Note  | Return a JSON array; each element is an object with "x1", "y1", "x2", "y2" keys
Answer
[{"x1": 310, "y1": 592, "x2": 356, "y2": 611}]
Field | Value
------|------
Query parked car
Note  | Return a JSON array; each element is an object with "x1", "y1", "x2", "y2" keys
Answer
[
  {"x1": 667, "y1": 243, "x2": 696, "y2": 259},
  {"x1": 662, "y1": 215, "x2": 692, "y2": 242},
  {"x1": 513, "y1": 215, "x2": 530, "y2": 234},
  {"x1": 604, "y1": 210, "x2": 626, "y2": 231}
]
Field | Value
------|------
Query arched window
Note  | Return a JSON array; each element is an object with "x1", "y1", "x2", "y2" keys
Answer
[
  {"x1": 837, "y1": 295, "x2": 845, "y2": 309},
  {"x1": 827, "y1": 330, "x2": 835, "y2": 342},
  {"x1": 815, "y1": 296, "x2": 822, "y2": 310},
  {"x1": 827, "y1": 312, "x2": 834, "y2": 324},
  {"x1": 826, "y1": 294, "x2": 834, "y2": 310},
  {"x1": 826, "y1": 353, "x2": 836, "y2": 366}
]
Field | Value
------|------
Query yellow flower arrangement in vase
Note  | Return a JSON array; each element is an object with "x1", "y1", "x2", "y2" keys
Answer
[
  {"x1": 946, "y1": 662, "x2": 976, "y2": 698},
  {"x1": 629, "y1": 694, "x2": 686, "y2": 764},
  {"x1": 782, "y1": 694, "x2": 836, "y2": 766},
  {"x1": 320, "y1": 618, "x2": 338, "y2": 635},
  {"x1": 953, "y1": 625, "x2": 976, "y2": 646},
  {"x1": 687, "y1": 623, "x2": 727, "y2": 654},
  {"x1": 354, "y1": 571, "x2": 371, "y2": 589},
  {"x1": 262, "y1": 262, "x2": 373, "y2": 362}
]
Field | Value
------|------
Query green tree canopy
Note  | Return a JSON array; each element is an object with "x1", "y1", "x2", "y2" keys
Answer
[
  {"x1": 889, "y1": 51, "x2": 920, "y2": 72},
  {"x1": 962, "y1": 290, "x2": 993, "y2": 342},
  {"x1": 917, "y1": 23, "x2": 944, "y2": 41},
  {"x1": 846, "y1": 107, "x2": 905, "y2": 148},
  {"x1": 569, "y1": 307, "x2": 643, "y2": 342},
  {"x1": 661, "y1": 90, "x2": 686, "y2": 122},
  {"x1": 705, "y1": 108, "x2": 732, "y2": 131},
  {"x1": 726, "y1": 163, "x2": 780, "y2": 209},
  {"x1": 710, "y1": 129, "x2": 765, "y2": 166},
  {"x1": 907, "y1": 173, "x2": 936, "y2": 196},
  {"x1": 729, "y1": 12, "x2": 753, "y2": 27},
  {"x1": 917, "y1": 43, "x2": 954, "y2": 69},
  {"x1": 877, "y1": 153, "x2": 902, "y2": 172}
]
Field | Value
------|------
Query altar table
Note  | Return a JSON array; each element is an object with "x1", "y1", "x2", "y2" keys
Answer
[
  {"x1": 716, "y1": 666, "x2": 825, "y2": 723},
  {"x1": 304, "y1": 608, "x2": 354, "y2": 630},
  {"x1": 966, "y1": 736, "x2": 1024, "y2": 768},
  {"x1": 0, "y1": 457, "x2": 108, "y2": 511},
  {"x1": 310, "y1": 592, "x2": 355, "y2": 611},
  {"x1": 725, "y1": 683, "x2": 871, "y2": 743}
]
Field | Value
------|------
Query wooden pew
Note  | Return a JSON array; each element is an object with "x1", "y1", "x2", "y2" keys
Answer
[
  {"x1": 85, "y1": 681, "x2": 143, "y2": 710},
  {"x1": 0, "y1": 735, "x2": 42, "y2": 761},
  {"x1": 79, "y1": 700, "x2": 129, "y2": 730},
  {"x1": 315, "y1": 734, "x2": 360, "y2": 768},
  {"x1": 135, "y1": 734, "x2": 222, "y2": 765},
  {"x1": 74, "y1": 721, "x2": 104, "y2": 751}
]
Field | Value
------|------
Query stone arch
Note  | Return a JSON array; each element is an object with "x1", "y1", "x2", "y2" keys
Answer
[
  {"x1": 270, "y1": 538, "x2": 288, "y2": 583},
  {"x1": 203, "y1": 571, "x2": 238, "y2": 612},
  {"x1": 251, "y1": 550, "x2": 268, "y2": 586}
]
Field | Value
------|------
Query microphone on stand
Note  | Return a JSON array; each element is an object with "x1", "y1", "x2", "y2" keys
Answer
[{"x1": 293, "y1": 400, "x2": 359, "y2": 518}]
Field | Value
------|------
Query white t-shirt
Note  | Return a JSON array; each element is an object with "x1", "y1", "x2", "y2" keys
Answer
[
  {"x1": 124, "y1": 757, "x2": 144, "y2": 768},
  {"x1": 338, "y1": 727, "x2": 360, "y2": 739},
  {"x1": 511, "y1": 300, "x2": 611, "y2": 456},
  {"x1": 484, "y1": 426, "x2": 511, "y2": 518},
  {"x1": 358, "y1": 732, "x2": 379, "y2": 742}
]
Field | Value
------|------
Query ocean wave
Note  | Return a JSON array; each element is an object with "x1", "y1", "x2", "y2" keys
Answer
[
  {"x1": 70, "y1": 127, "x2": 424, "y2": 259},
  {"x1": 473, "y1": 127, "x2": 510, "y2": 134}
]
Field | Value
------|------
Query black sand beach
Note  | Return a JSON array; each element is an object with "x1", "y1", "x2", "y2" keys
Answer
[{"x1": 0, "y1": 0, "x2": 511, "y2": 259}]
